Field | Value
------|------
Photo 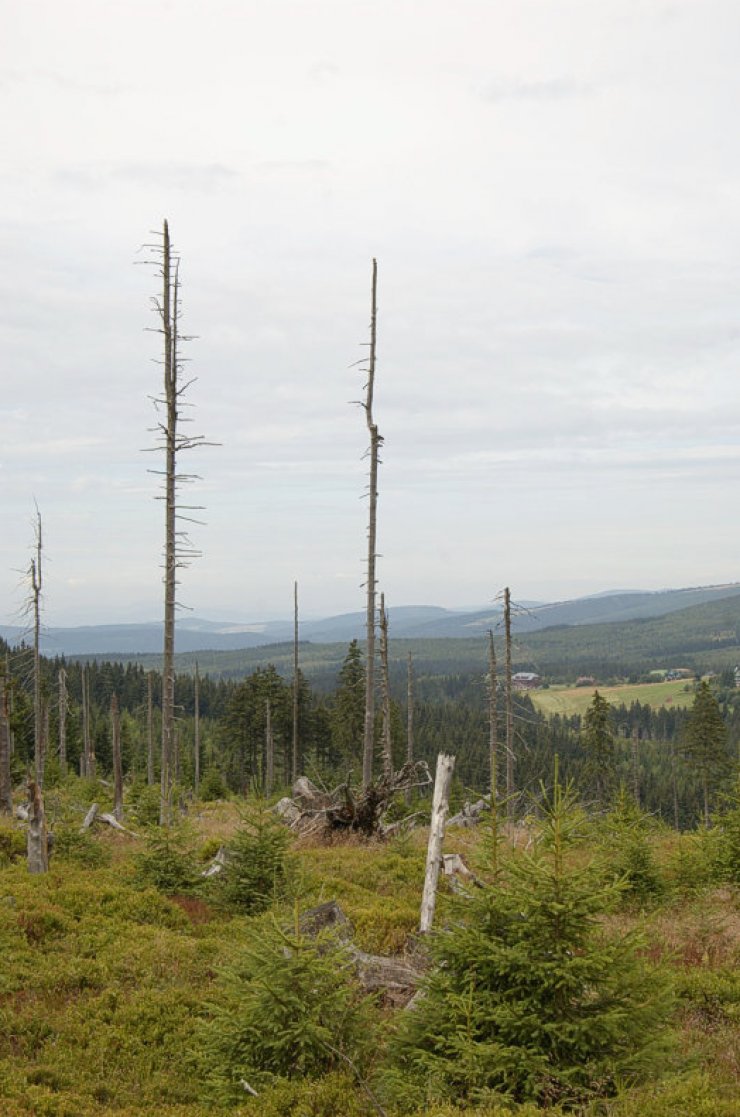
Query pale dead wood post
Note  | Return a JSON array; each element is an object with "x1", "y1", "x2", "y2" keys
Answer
[
  {"x1": 631, "y1": 725, "x2": 640, "y2": 807},
  {"x1": 26, "y1": 778, "x2": 48, "y2": 874},
  {"x1": 487, "y1": 630, "x2": 499, "y2": 801},
  {"x1": 362, "y1": 259, "x2": 381, "y2": 790},
  {"x1": 420, "y1": 752, "x2": 456, "y2": 933},
  {"x1": 379, "y1": 594, "x2": 393, "y2": 779},
  {"x1": 504, "y1": 587, "x2": 514, "y2": 823},
  {"x1": 111, "y1": 694, "x2": 124, "y2": 821},
  {"x1": 58, "y1": 668, "x2": 68, "y2": 778},
  {"x1": 265, "y1": 698, "x2": 274, "y2": 796},
  {"x1": 292, "y1": 581, "x2": 299, "y2": 782},
  {"x1": 146, "y1": 671, "x2": 155, "y2": 785},
  {"x1": 405, "y1": 652, "x2": 415, "y2": 804},
  {"x1": 193, "y1": 663, "x2": 201, "y2": 798},
  {"x1": 0, "y1": 671, "x2": 12, "y2": 814}
]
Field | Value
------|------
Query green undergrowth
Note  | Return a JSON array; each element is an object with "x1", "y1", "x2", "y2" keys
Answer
[{"x1": 0, "y1": 783, "x2": 738, "y2": 1116}]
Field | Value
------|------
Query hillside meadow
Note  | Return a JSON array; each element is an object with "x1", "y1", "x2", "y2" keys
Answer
[
  {"x1": 531, "y1": 680, "x2": 697, "y2": 718},
  {"x1": 1, "y1": 783, "x2": 739, "y2": 1117}
]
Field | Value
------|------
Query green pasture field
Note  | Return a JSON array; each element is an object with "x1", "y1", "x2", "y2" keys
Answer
[{"x1": 531, "y1": 678, "x2": 697, "y2": 717}]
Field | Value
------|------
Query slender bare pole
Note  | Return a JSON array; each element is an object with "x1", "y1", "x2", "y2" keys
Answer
[
  {"x1": 30, "y1": 512, "x2": 43, "y2": 787},
  {"x1": 58, "y1": 668, "x2": 68, "y2": 778},
  {"x1": 265, "y1": 698, "x2": 274, "y2": 796},
  {"x1": 111, "y1": 694, "x2": 124, "y2": 821},
  {"x1": 292, "y1": 581, "x2": 299, "y2": 783},
  {"x1": 0, "y1": 671, "x2": 11, "y2": 814},
  {"x1": 193, "y1": 662, "x2": 201, "y2": 798},
  {"x1": 405, "y1": 652, "x2": 415, "y2": 803},
  {"x1": 379, "y1": 594, "x2": 393, "y2": 779},
  {"x1": 362, "y1": 259, "x2": 381, "y2": 789},
  {"x1": 504, "y1": 587, "x2": 514, "y2": 823},
  {"x1": 147, "y1": 671, "x2": 155, "y2": 785},
  {"x1": 487, "y1": 630, "x2": 499, "y2": 801},
  {"x1": 631, "y1": 725, "x2": 640, "y2": 807},
  {"x1": 160, "y1": 220, "x2": 176, "y2": 824}
]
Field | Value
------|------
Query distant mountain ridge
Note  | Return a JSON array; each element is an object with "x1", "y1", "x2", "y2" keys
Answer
[{"x1": 2, "y1": 583, "x2": 740, "y2": 657}]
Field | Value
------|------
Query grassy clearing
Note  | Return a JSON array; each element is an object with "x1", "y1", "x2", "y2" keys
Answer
[
  {"x1": 0, "y1": 786, "x2": 738, "y2": 1116},
  {"x1": 532, "y1": 679, "x2": 696, "y2": 717}
]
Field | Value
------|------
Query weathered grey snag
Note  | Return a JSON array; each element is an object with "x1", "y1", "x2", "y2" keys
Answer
[
  {"x1": 58, "y1": 668, "x2": 67, "y2": 778},
  {"x1": 292, "y1": 581, "x2": 299, "y2": 782},
  {"x1": 0, "y1": 671, "x2": 12, "y2": 814},
  {"x1": 26, "y1": 778, "x2": 48, "y2": 874},
  {"x1": 419, "y1": 752, "x2": 456, "y2": 933},
  {"x1": 111, "y1": 694, "x2": 123, "y2": 821},
  {"x1": 504, "y1": 587, "x2": 514, "y2": 823},
  {"x1": 29, "y1": 511, "x2": 43, "y2": 787},
  {"x1": 265, "y1": 698, "x2": 274, "y2": 796},
  {"x1": 193, "y1": 663, "x2": 201, "y2": 798},
  {"x1": 146, "y1": 671, "x2": 155, "y2": 786},
  {"x1": 362, "y1": 259, "x2": 381, "y2": 790},
  {"x1": 631, "y1": 725, "x2": 640, "y2": 808},
  {"x1": 487, "y1": 630, "x2": 498, "y2": 800},
  {"x1": 379, "y1": 594, "x2": 393, "y2": 779},
  {"x1": 406, "y1": 652, "x2": 415, "y2": 804},
  {"x1": 145, "y1": 220, "x2": 211, "y2": 823}
]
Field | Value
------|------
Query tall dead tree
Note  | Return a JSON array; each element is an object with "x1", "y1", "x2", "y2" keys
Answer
[
  {"x1": 193, "y1": 663, "x2": 201, "y2": 798},
  {"x1": 503, "y1": 587, "x2": 515, "y2": 823},
  {"x1": 144, "y1": 219, "x2": 210, "y2": 824},
  {"x1": 292, "y1": 581, "x2": 299, "y2": 783},
  {"x1": 379, "y1": 594, "x2": 393, "y2": 779},
  {"x1": 58, "y1": 668, "x2": 68, "y2": 778},
  {"x1": 146, "y1": 671, "x2": 155, "y2": 785},
  {"x1": 80, "y1": 665, "x2": 95, "y2": 779},
  {"x1": 487, "y1": 630, "x2": 499, "y2": 801},
  {"x1": 0, "y1": 670, "x2": 11, "y2": 814},
  {"x1": 111, "y1": 694, "x2": 123, "y2": 821},
  {"x1": 361, "y1": 259, "x2": 381, "y2": 789},
  {"x1": 28, "y1": 510, "x2": 43, "y2": 787},
  {"x1": 406, "y1": 652, "x2": 415, "y2": 804},
  {"x1": 265, "y1": 698, "x2": 274, "y2": 796}
]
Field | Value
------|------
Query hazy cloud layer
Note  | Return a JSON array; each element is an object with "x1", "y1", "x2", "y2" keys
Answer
[{"x1": 2, "y1": 1, "x2": 740, "y2": 625}]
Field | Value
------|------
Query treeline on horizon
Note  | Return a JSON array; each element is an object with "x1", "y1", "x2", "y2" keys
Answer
[{"x1": 2, "y1": 631, "x2": 738, "y2": 830}]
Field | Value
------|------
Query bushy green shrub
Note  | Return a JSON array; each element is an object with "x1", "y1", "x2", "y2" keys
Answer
[
  {"x1": 216, "y1": 805, "x2": 290, "y2": 913},
  {"x1": 199, "y1": 914, "x2": 375, "y2": 1101},
  {"x1": 127, "y1": 780, "x2": 162, "y2": 827},
  {"x1": 601, "y1": 789, "x2": 665, "y2": 905},
  {"x1": 135, "y1": 825, "x2": 199, "y2": 894},
  {"x1": 199, "y1": 767, "x2": 227, "y2": 802},
  {"x1": 0, "y1": 822, "x2": 26, "y2": 865},
  {"x1": 382, "y1": 780, "x2": 674, "y2": 1111},
  {"x1": 52, "y1": 827, "x2": 111, "y2": 869},
  {"x1": 711, "y1": 778, "x2": 740, "y2": 884}
]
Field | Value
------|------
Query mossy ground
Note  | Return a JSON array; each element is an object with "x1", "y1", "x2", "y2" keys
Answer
[{"x1": 0, "y1": 788, "x2": 738, "y2": 1116}]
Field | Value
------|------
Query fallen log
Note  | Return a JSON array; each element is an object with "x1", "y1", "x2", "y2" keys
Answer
[
  {"x1": 447, "y1": 797, "x2": 490, "y2": 828},
  {"x1": 80, "y1": 803, "x2": 99, "y2": 831}
]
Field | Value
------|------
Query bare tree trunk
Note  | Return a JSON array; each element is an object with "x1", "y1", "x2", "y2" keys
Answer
[
  {"x1": 405, "y1": 652, "x2": 415, "y2": 804},
  {"x1": 30, "y1": 511, "x2": 43, "y2": 787},
  {"x1": 160, "y1": 220, "x2": 176, "y2": 825},
  {"x1": 631, "y1": 726, "x2": 640, "y2": 807},
  {"x1": 0, "y1": 672, "x2": 12, "y2": 815},
  {"x1": 292, "y1": 580, "x2": 299, "y2": 782},
  {"x1": 26, "y1": 778, "x2": 48, "y2": 874},
  {"x1": 419, "y1": 753, "x2": 456, "y2": 933},
  {"x1": 111, "y1": 694, "x2": 124, "y2": 821},
  {"x1": 362, "y1": 260, "x2": 380, "y2": 790},
  {"x1": 670, "y1": 736, "x2": 680, "y2": 830},
  {"x1": 504, "y1": 587, "x2": 514, "y2": 823},
  {"x1": 265, "y1": 698, "x2": 274, "y2": 796},
  {"x1": 487, "y1": 630, "x2": 499, "y2": 801},
  {"x1": 379, "y1": 594, "x2": 393, "y2": 779},
  {"x1": 193, "y1": 663, "x2": 201, "y2": 798},
  {"x1": 58, "y1": 668, "x2": 68, "y2": 778},
  {"x1": 147, "y1": 671, "x2": 155, "y2": 786}
]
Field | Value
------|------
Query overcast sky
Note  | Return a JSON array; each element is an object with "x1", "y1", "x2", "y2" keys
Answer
[{"x1": 2, "y1": 0, "x2": 740, "y2": 626}]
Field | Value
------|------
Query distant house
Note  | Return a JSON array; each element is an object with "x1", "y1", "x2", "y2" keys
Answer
[{"x1": 512, "y1": 671, "x2": 540, "y2": 690}]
